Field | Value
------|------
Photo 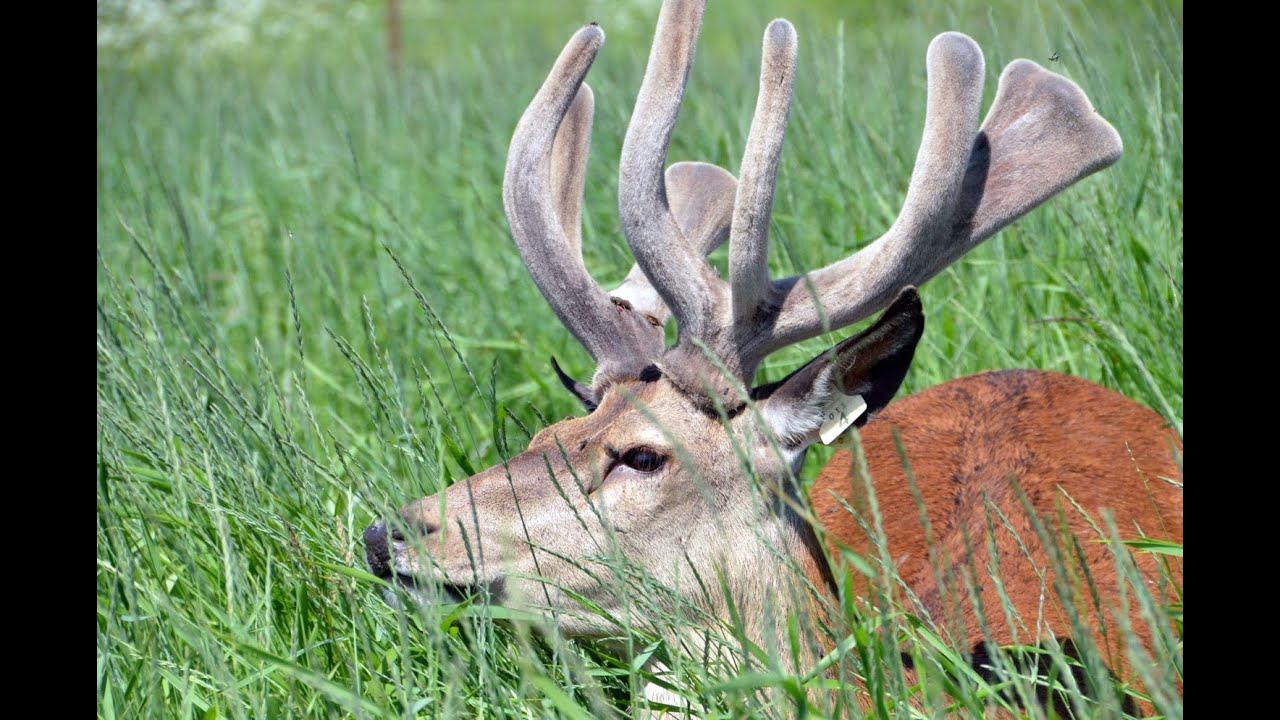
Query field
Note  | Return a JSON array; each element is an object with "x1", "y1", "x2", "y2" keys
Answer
[{"x1": 97, "y1": 0, "x2": 1182, "y2": 717}]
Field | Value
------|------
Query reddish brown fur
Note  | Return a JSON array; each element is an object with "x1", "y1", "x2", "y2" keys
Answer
[{"x1": 808, "y1": 370, "x2": 1181, "y2": 698}]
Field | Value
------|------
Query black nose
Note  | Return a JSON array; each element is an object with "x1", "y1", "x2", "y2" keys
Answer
[{"x1": 363, "y1": 522, "x2": 391, "y2": 577}]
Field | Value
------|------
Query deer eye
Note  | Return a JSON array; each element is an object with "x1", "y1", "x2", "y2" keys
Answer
[{"x1": 620, "y1": 447, "x2": 666, "y2": 473}]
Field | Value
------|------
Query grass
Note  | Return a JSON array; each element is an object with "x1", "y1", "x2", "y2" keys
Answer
[{"x1": 97, "y1": 0, "x2": 1182, "y2": 717}]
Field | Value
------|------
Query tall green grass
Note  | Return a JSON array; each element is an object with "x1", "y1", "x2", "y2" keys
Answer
[{"x1": 98, "y1": 0, "x2": 1181, "y2": 717}]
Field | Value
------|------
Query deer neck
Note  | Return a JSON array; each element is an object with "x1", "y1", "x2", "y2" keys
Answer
[
  {"x1": 635, "y1": 506, "x2": 836, "y2": 714},
  {"x1": 699, "y1": 488, "x2": 839, "y2": 674}
]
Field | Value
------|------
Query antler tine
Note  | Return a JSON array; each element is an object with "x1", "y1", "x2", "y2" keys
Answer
[
  {"x1": 618, "y1": 0, "x2": 725, "y2": 341},
  {"x1": 890, "y1": 32, "x2": 987, "y2": 249},
  {"x1": 738, "y1": 33, "x2": 1121, "y2": 370},
  {"x1": 729, "y1": 19, "x2": 798, "y2": 324},
  {"x1": 549, "y1": 82, "x2": 594, "y2": 258},
  {"x1": 611, "y1": 161, "x2": 738, "y2": 326},
  {"x1": 504, "y1": 25, "x2": 663, "y2": 384}
]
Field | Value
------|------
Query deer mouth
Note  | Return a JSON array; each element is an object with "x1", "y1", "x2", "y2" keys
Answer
[
  {"x1": 378, "y1": 566, "x2": 490, "y2": 606},
  {"x1": 389, "y1": 571, "x2": 421, "y2": 589}
]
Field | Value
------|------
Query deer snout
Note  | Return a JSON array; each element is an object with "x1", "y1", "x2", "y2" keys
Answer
[
  {"x1": 362, "y1": 521, "x2": 393, "y2": 578},
  {"x1": 363, "y1": 516, "x2": 440, "y2": 579}
]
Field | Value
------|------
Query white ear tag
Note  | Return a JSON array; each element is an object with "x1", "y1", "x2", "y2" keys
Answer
[{"x1": 818, "y1": 393, "x2": 867, "y2": 445}]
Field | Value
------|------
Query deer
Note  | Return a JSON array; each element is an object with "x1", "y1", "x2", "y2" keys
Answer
[{"x1": 362, "y1": 0, "x2": 1182, "y2": 715}]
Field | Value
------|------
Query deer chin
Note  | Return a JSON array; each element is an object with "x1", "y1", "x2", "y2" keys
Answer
[
  {"x1": 381, "y1": 564, "x2": 503, "y2": 610},
  {"x1": 380, "y1": 570, "x2": 617, "y2": 638},
  {"x1": 374, "y1": 544, "x2": 503, "y2": 608}
]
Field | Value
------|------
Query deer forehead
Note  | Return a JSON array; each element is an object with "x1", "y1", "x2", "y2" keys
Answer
[{"x1": 527, "y1": 380, "x2": 738, "y2": 458}]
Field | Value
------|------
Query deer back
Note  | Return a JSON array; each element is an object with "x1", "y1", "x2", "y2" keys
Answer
[{"x1": 811, "y1": 369, "x2": 1182, "y2": 683}]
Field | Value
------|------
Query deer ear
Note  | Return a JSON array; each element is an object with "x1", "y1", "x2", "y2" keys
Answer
[{"x1": 755, "y1": 287, "x2": 924, "y2": 448}]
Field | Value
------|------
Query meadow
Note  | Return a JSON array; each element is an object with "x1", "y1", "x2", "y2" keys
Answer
[{"x1": 97, "y1": 0, "x2": 1182, "y2": 717}]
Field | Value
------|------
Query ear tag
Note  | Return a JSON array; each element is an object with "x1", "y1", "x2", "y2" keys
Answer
[{"x1": 819, "y1": 393, "x2": 867, "y2": 445}]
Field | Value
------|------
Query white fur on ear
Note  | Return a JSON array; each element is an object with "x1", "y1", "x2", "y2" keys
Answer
[
  {"x1": 763, "y1": 367, "x2": 843, "y2": 448},
  {"x1": 759, "y1": 289, "x2": 922, "y2": 452}
]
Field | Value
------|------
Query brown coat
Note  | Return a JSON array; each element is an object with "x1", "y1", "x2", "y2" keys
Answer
[{"x1": 811, "y1": 370, "x2": 1182, "y2": 697}]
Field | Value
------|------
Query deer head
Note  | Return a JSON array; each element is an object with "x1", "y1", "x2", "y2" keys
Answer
[{"x1": 363, "y1": 0, "x2": 1121, "y2": 647}]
